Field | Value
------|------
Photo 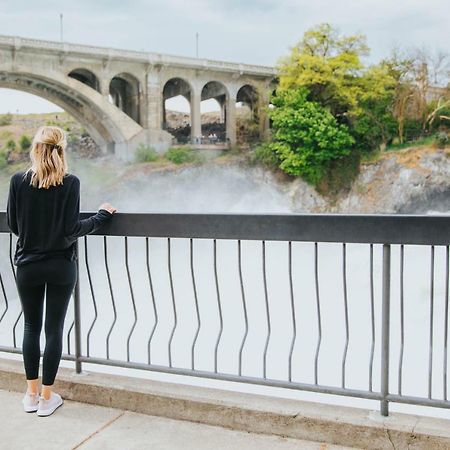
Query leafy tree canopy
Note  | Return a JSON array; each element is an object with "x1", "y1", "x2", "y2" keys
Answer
[
  {"x1": 268, "y1": 87, "x2": 354, "y2": 185},
  {"x1": 277, "y1": 23, "x2": 371, "y2": 118}
]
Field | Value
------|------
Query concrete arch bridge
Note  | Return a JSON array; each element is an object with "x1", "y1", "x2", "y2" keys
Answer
[{"x1": 0, "y1": 35, "x2": 277, "y2": 160}]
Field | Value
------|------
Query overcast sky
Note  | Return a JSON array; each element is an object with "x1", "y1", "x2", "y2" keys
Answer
[{"x1": 0, "y1": 0, "x2": 448, "y2": 113}]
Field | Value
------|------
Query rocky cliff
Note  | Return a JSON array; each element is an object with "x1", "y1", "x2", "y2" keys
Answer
[{"x1": 285, "y1": 146, "x2": 450, "y2": 213}]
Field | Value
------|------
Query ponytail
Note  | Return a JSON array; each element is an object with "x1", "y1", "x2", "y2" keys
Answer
[{"x1": 25, "y1": 126, "x2": 69, "y2": 189}]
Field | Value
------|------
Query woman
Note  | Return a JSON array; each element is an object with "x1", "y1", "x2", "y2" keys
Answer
[{"x1": 6, "y1": 125, "x2": 117, "y2": 417}]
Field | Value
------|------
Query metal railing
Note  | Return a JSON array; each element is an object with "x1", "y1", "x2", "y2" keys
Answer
[{"x1": 0, "y1": 211, "x2": 449, "y2": 416}]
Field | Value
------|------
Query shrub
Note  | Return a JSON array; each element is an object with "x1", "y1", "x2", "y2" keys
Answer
[
  {"x1": 164, "y1": 147, "x2": 203, "y2": 164},
  {"x1": 435, "y1": 131, "x2": 449, "y2": 149},
  {"x1": 0, "y1": 113, "x2": 12, "y2": 126},
  {"x1": 249, "y1": 142, "x2": 280, "y2": 168},
  {"x1": 6, "y1": 139, "x2": 16, "y2": 151},
  {"x1": 135, "y1": 143, "x2": 159, "y2": 163},
  {"x1": 19, "y1": 134, "x2": 32, "y2": 151}
]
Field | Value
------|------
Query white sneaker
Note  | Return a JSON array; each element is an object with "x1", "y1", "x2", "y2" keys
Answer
[
  {"x1": 36, "y1": 391, "x2": 64, "y2": 417},
  {"x1": 22, "y1": 391, "x2": 40, "y2": 413}
]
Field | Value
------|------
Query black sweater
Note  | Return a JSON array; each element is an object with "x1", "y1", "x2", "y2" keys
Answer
[{"x1": 6, "y1": 170, "x2": 113, "y2": 266}]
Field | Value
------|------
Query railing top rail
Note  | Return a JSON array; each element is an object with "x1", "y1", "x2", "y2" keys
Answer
[
  {"x1": 0, "y1": 34, "x2": 277, "y2": 77},
  {"x1": 1, "y1": 212, "x2": 448, "y2": 245}
]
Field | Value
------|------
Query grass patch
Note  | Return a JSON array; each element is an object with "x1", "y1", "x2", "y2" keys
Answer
[
  {"x1": 360, "y1": 149, "x2": 382, "y2": 164},
  {"x1": 386, "y1": 135, "x2": 435, "y2": 152},
  {"x1": 134, "y1": 144, "x2": 159, "y2": 163},
  {"x1": 0, "y1": 113, "x2": 12, "y2": 126},
  {"x1": 164, "y1": 147, "x2": 204, "y2": 164},
  {"x1": 0, "y1": 130, "x2": 13, "y2": 140}
]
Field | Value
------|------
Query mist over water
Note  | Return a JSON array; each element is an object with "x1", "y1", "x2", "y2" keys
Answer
[
  {"x1": 1, "y1": 157, "x2": 449, "y2": 420},
  {"x1": 71, "y1": 158, "x2": 295, "y2": 214}
]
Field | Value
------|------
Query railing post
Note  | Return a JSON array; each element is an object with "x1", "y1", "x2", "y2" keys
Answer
[
  {"x1": 74, "y1": 240, "x2": 82, "y2": 374},
  {"x1": 380, "y1": 243, "x2": 391, "y2": 416}
]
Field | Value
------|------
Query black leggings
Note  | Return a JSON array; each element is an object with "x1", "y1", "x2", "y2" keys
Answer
[{"x1": 16, "y1": 257, "x2": 77, "y2": 386}]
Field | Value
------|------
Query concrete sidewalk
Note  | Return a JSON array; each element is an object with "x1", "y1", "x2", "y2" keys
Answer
[
  {"x1": 1, "y1": 389, "x2": 354, "y2": 450},
  {"x1": 1, "y1": 357, "x2": 450, "y2": 449}
]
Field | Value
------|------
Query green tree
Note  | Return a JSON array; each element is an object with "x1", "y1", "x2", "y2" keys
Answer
[
  {"x1": 268, "y1": 87, "x2": 354, "y2": 185},
  {"x1": 350, "y1": 64, "x2": 398, "y2": 150},
  {"x1": 277, "y1": 23, "x2": 398, "y2": 151},
  {"x1": 277, "y1": 23, "x2": 369, "y2": 121},
  {"x1": 381, "y1": 46, "x2": 450, "y2": 143},
  {"x1": 380, "y1": 50, "x2": 419, "y2": 144}
]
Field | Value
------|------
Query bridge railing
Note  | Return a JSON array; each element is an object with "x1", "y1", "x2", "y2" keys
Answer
[
  {"x1": 0, "y1": 212, "x2": 448, "y2": 416},
  {"x1": 0, "y1": 35, "x2": 277, "y2": 76}
]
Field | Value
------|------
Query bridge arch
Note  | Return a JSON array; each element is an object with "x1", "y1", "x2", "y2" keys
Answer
[
  {"x1": 0, "y1": 71, "x2": 142, "y2": 154},
  {"x1": 200, "y1": 80, "x2": 229, "y2": 142},
  {"x1": 162, "y1": 77, "x2": 193, "y2": 143},
  {"x1": 236, "y1": 84, "x2": 261, "y2": 143},
  {"x1": 109, "y1": 73, "x2": 141, "y2": 125},
  {"x1": 236, "y1": 84, "x2": 259, "y2": 119},
  {"x1": 68, "y1": 68, "x2": 100, "y2": 92}
]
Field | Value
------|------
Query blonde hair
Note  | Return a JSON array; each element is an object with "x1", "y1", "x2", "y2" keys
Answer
[{"x1": 24, "y1": 125, "x2": 69, "y2": 189}]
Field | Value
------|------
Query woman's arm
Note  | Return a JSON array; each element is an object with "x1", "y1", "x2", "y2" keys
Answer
[
  {"x1": 6, "y1": 175, "x2": 19, "y2": 236},
  {"x1": 64, "y1": 176, "x2": 113, "y2": 240}
]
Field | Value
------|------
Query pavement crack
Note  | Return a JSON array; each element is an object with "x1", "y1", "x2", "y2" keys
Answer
[
  {"x1": 385, "y1": 428, "x2": 396, "y2": 450},
  {"x1": 71, "y1": 411, "x2": 126, "y2": 449},
  {"x1": 407, "y1": 416, "x2": 420, "y2": 449}
]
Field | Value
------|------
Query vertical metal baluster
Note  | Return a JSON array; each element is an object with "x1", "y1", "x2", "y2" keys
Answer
[
  {"x1": 67, "y1": 316, "x2": 74, "y2": 356},
  {"x1": 0, "y1": 268, "x2": 9, "y2": 324},
  {"x1": 428, "y1": 245, "x2": 435, "y2": 399},
  {"x1": 238, "y1": 239, "x2": 249, "y2": 377},
  {"x1": 84, "y1": 236, "x2": 98, "y2": 358},
  {"x1": 369, "y1": 244, "x2": 375, "y2": 392},
  {"x1": 73, "y1": 240, "x2": 82, "y2": 373},
  {"x1": 398, "y1": 245, "x2": 405, "y2": 395},
  {"x1": 104, "y1": 236, "x2": 117, "y2": 360},
  {"x1": 190, "y1": 238, "x2": 200, "y2": 371},
  {"x1": 0, "y1": 225, "x2": 9, "y2": 325},
  {"x1": 213, "y1": 239, "x2": 223, "y2": 373},
  {"x1": 10, "y1": 234, "x2": 21, "y2": 348},
  {"x1": 167, "y1": 238, "x2": 177, "y2": 368},
  {"x1": 124, "y1": 236, "x2": 138, "y2": 363},
  {"x1": 444, "y1": 245, "x2": 449, "y2": 402},
  {"x1": 262, "y1": 240, "x2": 271, "y2": 379},
  {"x1": 8, "y1": 234, "x2": 16, "y2": 282},
  {"x1": 341, "y1": 243, "x2": 349, "y2": 389},
  {"x1": 288, "y1": 241, "x2": 297, "y2": 383},
  {"x1": 146, "y1": 237, "x2": 158, "y2": 365},
  {"x1": 66, "y1": 240, "x2": 76, "y2": 356},
  {"x1": 380, "y1": 243, "x2": 391, "y2": 416},
  {"x1": 9, "y1": 234, "x2": 19, "y2": 344},
  {"x1": 314, "y1": 242, "x2": 322, "y2": 385}
]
